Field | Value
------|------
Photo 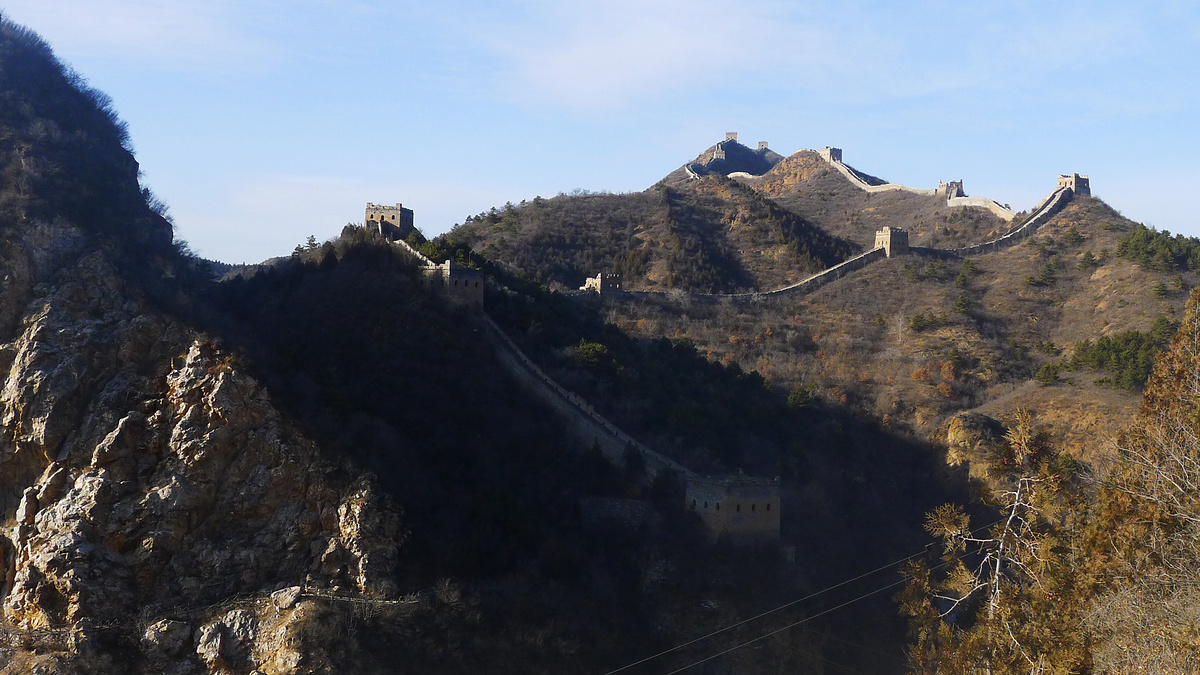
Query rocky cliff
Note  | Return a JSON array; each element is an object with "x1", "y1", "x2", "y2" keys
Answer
[{"x1": 0, "y1": 209, "x2": 401, "y2": 674}]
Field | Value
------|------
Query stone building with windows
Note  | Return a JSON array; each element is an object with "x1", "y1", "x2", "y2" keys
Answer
[
  {"x1": 366, "y1": 202, "x2": 415, "y2": 240},
  {"x1": 685, "y1": 474, "x2": 780, "y2": 545}
]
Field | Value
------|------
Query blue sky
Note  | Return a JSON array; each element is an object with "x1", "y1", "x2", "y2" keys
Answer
[{"x1": 4, "y1": 1, "x2": 1199, "y2": 263}]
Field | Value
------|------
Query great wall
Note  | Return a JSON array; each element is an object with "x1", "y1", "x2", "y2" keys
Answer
[
  {"x1": 583, "y1": 167, "x2": 1089, "y2": 304},
  {"x1": 366, "y1": 154, "x2": 1090, "y2": 546}
]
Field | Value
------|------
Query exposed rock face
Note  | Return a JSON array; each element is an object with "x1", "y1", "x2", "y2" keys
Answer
[{"x1": 0, "y1": 219, "x2": 401, "y2": 672}]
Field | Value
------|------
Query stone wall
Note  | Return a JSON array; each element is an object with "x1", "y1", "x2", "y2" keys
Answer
[
  {"x1": 946, "y1": 196, "x2": 1016, "y2": 220},
  {"x1": 622, "y1": 246, "x2": 887, "y2": 304},
  {"x1": 814, "y1": 149, "x2": 1016, "y2": 221},
  {"x1": 480, "y1": 314, "x2": 694, "y2": 483}
]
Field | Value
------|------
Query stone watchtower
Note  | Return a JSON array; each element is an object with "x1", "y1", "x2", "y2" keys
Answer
[
  {"x1": 818, "y1": 146, "x2": 843, "y2": 163},
  {"x1": 937, "y1": 180, "x2": 965, "y2": 198},
  {"x1": 1057, "y1": 173, "x2": 1091, "y2": 196},
  {"x1": 725, "y1": 131, "x2": 738, "y2": 142},
  {"x1": 580, "y1": 272, "x2": 622, "y2": 295},
  {"x1": 421, "y1": 260, "x2": 484, "y2": 306},
  {"x1": 875, "y1": 226, "x2": 909, "y2": 257},
  {"x1": 366, "y1": 202, "x2": 415, "y2": 240},
  {"x1": 758, "y1": 141, "x2": 769, "y2": 151},
  {"x1": 685, "y1": 474, "x2": 780, "y2": 545}
]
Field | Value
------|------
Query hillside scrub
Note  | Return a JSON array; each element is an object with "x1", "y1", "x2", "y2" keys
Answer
[{"x1": 899, "y1": 288, "x2": 1200, "y2": 673}]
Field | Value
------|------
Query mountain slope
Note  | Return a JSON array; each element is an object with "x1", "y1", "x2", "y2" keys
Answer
[
  {"x1": 448, "y1": 177, "x2": 857, "y2": 293},
  {"x1": 750, "y1": 150, "x2": 1011, "y2": 250},
  {"x1": 661, "y1": 137, "x2": 785, "y2": 185},
  {"x1": 602, "y1": 193, "x2": 1188, "y2": 456}
]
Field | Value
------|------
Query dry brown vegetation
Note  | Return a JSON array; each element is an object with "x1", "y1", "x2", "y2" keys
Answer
[
  {"x1": 747, "y1": 151, "x2": 1011, "y2": 250},
  {"x1": 601, "y1": 195, "x2": 1195, "y2": 452}
]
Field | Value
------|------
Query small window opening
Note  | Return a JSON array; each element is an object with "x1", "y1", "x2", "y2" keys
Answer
[{"x1": 736, "y1": 504, "x2": 741, "y2": 512}]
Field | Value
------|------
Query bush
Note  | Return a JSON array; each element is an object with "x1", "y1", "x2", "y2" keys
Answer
[{"x1": 1035, "y1": 363, "x2": 1060, "y2": 386}]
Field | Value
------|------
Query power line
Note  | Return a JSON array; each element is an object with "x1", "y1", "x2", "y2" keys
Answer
[
  {"x1": 663, "y1": 577, "x2": 912, "y2": 674},
  {"x1": 605, "y1": 515, "x2": 1005, "y2": 674},
  {"x1": 602, "y1": 549, "x2": 925, "y2": 675}
]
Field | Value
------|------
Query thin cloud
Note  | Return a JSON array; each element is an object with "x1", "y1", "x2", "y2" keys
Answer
[{"x1": 1, "y1": 0, "x2": 279, "y2": 72}]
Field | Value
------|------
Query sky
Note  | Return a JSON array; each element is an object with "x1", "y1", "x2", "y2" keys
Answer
[{"x1": 3, "y1": 1, "x2": 1199, "y2": 263}]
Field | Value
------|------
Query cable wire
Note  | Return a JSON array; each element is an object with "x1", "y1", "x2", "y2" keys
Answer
[
  {"x1": 605, "y1": 515, "x2": 1005, "y2": 674},
  {"x1": 602, "y1": 549, "x2": 926, "y2": 675}
]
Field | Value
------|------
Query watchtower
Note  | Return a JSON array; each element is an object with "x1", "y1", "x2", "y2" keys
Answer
[
  {"x1": 818, "y1": 146, "x2": 843, "y2": 163},
  {"x1": 366, "y1": 202, "x2": 415, "y2": 240},
  {"x1": 421, "y1": 260, "x2": 484, "y2": 306},
  {"x1": 875, "y1": 226, "x2": 909, "y2": 257},
  {"x1": 937, "y1": 180, "x2": 965, "y2": 198},
  {"x1": 685, "y1": 474, "x2": 780, "y2": 545},
  {"x1": 1057, "y1": 173, "x2": 1091, "y2": 196},
  {"x1": 711, "y1": 147, "x2": 726, "y2": 161},
  {"x1": 725, "y1": 131, "x2": 738, "y2": 142},
  {"x1": 758, "y1": 141, "x2": 769, "y2": 151},
  {"x1": 580, "y1": 272, "x2": 622, "y2": 295}
]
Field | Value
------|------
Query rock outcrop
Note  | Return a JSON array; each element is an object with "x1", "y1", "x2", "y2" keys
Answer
[{"x1": 0, "y1": 218, "x2": 401, "y2": 673}]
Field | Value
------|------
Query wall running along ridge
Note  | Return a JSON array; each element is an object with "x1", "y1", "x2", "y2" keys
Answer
[
  {"x1": 479, "y1": 314, "x2": 694, "y2": 482},
  {"x1": 818, "y1": 150, "x2": 1017, "y2": 221},
  {"x1": 612, "y1": 183, "x2": 1076, "y2": 304}
]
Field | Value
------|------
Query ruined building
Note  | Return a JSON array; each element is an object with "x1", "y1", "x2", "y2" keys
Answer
[
  {"x1": 875, "y1": 226, "x2": 909, "y2": 257},
  {"x1": 685, "y1": 474, "x2": 781, "y2": 545},
  {"x1": 1057, "y1": 173, "x2": 1091, "y2": 196},
  {"x1": 421, "y1": 260, "x2": 485, "y2": 307},
  {"x1": 366, "y1": 202, "x2": 415, "y2": 240},
  {"x1": 936, "y1": 180, "x2": 965, "y2": 198},
  {"x1": 580, "y1": 272, "x2": 622, "y2": 294}
]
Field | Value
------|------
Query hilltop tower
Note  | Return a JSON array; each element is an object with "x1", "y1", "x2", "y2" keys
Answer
[
  {"x1": 757, "y1": 141, "x2": 769, "y2": 151},
  {"x1": 686, "y1": 474, "x2": 780, "y2": 545},
  {"x1": 818, "y1": 146, "x2": 843, "y2": 163},
  {"x1": 366, "y1": 202, "x2": 415, "y2": 240},
  {"x1": 725, "y1": 131, "x2": 738, "y2": 142},
  {"x1": 580, "y1": 272, "x2": 622, "y2": 295},
  {"x1": 937, "y1": 180, "x2": 965, "y2": 198},
  {"x1": 875, "y1": 226, "x2": 909, "y2": 257},
  {"x1": 1057, "y1": 173, "x2": 1091, "y2": 196}
]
